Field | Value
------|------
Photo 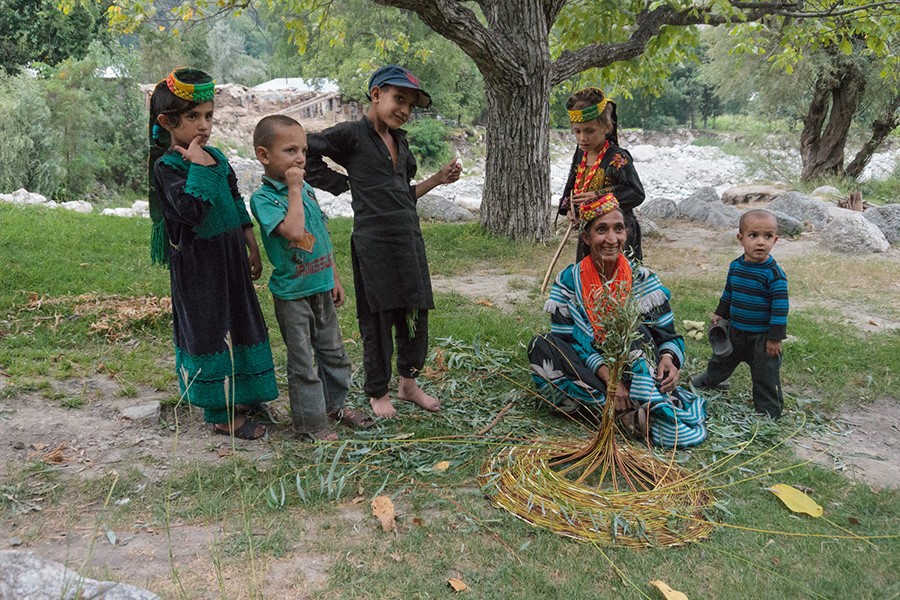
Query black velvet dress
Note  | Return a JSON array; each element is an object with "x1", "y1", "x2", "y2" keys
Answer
[{"x1": 153, "y1": 146, "x2": 277, "y2": 424}]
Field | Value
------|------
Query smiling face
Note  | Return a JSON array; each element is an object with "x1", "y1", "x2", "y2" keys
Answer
[
  {"x1": 256, "y1": 124, "x2": 308, "y2": 182},
  {"x1": 158, "y1": 101, "x2": 214, "y2": 149},
  {"x1": 581, "y1": 209, "x2": 627, "y2": 272},
  {"x1": 369, "y1": 84, "x2": 419, "y2": 130},
  {"x1": 571, "y1": 119, "x2": 611, "y2": 154},
  {"x1": 737, "y1": 212, "x2": 779, "y2": 263}
]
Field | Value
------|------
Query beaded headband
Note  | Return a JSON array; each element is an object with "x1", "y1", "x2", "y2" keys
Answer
[
  {"x1": 567, "y1": 87, "x2": 609, "y2": 123},
  {"x1": 579, "y1": 193, "x2": 620, "y2": 223},
  {"x1": 166, "y1": 68, "x2": 215, "y2": 103}
]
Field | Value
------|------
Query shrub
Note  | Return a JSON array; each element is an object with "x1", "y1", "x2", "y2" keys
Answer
[
  {"x1": 0, "y1": 73, "x2": 64, "y2": 196},
  {"x1": 406, "y1": 118, "x2": 453, "y2": 171}
]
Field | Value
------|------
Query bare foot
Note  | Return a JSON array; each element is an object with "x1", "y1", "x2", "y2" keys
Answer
[
  {"x1": 370, "y1": 394, "x2": 397, "y2": 418},
  {"x1": 398, "y1": 377, "x2": 441, "y2": 412}
]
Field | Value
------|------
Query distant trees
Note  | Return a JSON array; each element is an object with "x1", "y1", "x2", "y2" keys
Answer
[
  {"x1": 0, "y1": 43, "x2": 145, "y2": 199},
  {"x1": 0, "y1": 0, "x2": 112, "y2": 74}
]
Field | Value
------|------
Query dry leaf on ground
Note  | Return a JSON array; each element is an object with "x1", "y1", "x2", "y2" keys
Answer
[
  {"x1": 475, "y1": 298, "x2": 494, "y2": 308},
  {"x1": 649, "y1": 580, "x2": 688, "y2": 600},
  {"x1": 371, "y1": 495, "x2": 396, "y2": 532},
  {"x1": 448, "y1": 578, "x2": 469, "y2": 592},
  {"x1": 768, "y1": 483, "x2": 824, "y2": 517}
]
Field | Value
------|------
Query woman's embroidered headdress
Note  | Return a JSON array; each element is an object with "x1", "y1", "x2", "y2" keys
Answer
[{"x1": 579, "y1": 192, "x2": 620, "y2": 223}]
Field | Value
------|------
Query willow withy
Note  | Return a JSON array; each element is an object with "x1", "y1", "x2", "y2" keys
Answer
[{"x1": 480, "y1": 281, "x2": 716, "y2": 548}]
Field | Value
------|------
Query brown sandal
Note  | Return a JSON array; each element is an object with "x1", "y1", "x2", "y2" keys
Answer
[
  {"x1": 616, "y1": 405, "x2": 650, "y2": 439},
  {"x1": 328, "y1": 408, "x2": 375, "y2": 429}
]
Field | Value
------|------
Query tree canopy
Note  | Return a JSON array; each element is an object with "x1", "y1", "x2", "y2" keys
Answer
[{"x1": 73, "y1": 0, "x2": 900, "y2": 240}]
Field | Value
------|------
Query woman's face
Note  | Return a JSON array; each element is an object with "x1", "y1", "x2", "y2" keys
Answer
[{"x1": 582, "y1": 210, "x2": 627, "y2": 267}]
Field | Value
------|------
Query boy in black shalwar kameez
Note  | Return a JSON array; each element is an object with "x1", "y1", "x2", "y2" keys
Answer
[{"x1": 306, "y1": 65, "x2": 461, "y2": 419}]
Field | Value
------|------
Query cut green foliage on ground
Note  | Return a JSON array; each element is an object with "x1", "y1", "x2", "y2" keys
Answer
[{"x1": 1, "y1": 203, "x2": 899, "y2": 599}]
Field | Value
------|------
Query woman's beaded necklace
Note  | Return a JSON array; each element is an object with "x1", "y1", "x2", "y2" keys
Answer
[{"x1": 573, "y1": 140, "x2": 610, "y2": 195}]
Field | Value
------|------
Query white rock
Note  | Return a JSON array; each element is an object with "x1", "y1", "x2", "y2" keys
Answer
[
  {"x1": 102, "y1": 207, "x2": 139, "y2": 217},
  {"x1": 60, "y1": 201, "x2": 93, "y2": 214},
  {"x1": 121, "y1": 402, "x2": 161, "y2": 424},
  {"x1": 630, "y1": 144, "x2": 658, "y2": 162},
  {"x1": 820, "y1": 207, "x2": 890, "y2": 253}
]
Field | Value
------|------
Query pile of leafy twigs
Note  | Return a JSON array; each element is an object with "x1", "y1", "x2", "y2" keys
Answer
[{"x1": 480, "y1": 271, "x2": 716, "y2": 547}]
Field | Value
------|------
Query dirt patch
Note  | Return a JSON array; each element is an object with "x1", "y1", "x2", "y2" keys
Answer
[
  {"x1": 431, "y1": 271, "x2": 539, "y2": 311},
  {"x1": 792, "y1": 399, "x2": 900, "y2": 489}
]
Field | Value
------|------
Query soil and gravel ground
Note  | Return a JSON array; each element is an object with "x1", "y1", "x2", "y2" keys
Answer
[{"x1": 2, "y1": 220, "x2": 898, "y2": 597}]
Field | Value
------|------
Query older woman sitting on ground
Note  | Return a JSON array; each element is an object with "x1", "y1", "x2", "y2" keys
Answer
[{"x1": 528, "y1": 194, "x2": 707, "y2": 448}]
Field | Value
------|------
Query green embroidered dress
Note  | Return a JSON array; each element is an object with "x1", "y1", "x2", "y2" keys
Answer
[{"x1": 152, "y1": 146, "x2": 278, "y2": 423}]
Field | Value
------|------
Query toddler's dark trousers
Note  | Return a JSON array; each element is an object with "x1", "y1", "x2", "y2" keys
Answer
[{"x1": 701, "y1": 329, "x2": 783, "y2": 418}]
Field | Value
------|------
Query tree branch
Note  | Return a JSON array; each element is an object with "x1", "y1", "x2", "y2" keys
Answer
[
  {"x1": 730, "y1": 0, "x2": 900, "y2": 18},
  {"x1": 551, "y1": 5, "x2": 702, "y2": 85},
  {"x1": 372, "y1": 0, "x2": 501, "y2": 71}
]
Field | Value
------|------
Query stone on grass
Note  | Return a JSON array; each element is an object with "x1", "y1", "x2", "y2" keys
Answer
[
  {"x1": 721, "y1": 183, "x2": 788, "y2": 205},
  {"x1": 820, "y1": 207, "x2": 889, "y2": 253},
  {"x1": 121, "y1": 401, "x2": 161, "y2": 424},
  {"x1": 863, "y1": 204, "x2": 900, "y2": 244},
  {"x1": 769, "y1": 210, "x2": 804, "y2": 236},
  {"x1": 809, "y1": 185, "x2": 844, "y2": 203},
  {"x1": 60, "y1": 201, "x2": 93, "y2": 214},
  {"x1": 0, "y1": 551, "x2": 161, "y2": 600},
  {"x1": 416, "y1": 194, "x2": 476, "y2": 222},
  {"x1": 769, "y1": 191, "x2": 832, "y2": 229},
  {"x1": 638, "y1": 197, "x2": 677, "y2": 221},
  {"x1": 637, "y1": 213, "x2": 661, "y2": 239},
  {"x1": 677, "y1": 187, "x2": 740, "y2": 229},
  {"x1": 0, "y1": 189, "x2": 49, "y2": 205}
]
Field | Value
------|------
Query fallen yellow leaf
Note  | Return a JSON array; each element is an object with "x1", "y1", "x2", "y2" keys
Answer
[
  {"x1": 649, "y1": 580, "x2": 688, "y2": 600},
  {"x1": 371, "y1": 495, "x2": 396, "y2": 532},
  {"x1": 475, "y1": 298, "x2": 495, "y2": 307},
  {"x1": 768, "y1": 483, "x2": 823, "y2": 517},
  {"x1": 434, "y1": 461, "x2": 450, "y2": 472},
  {"x1": 448, "y1": 578, "x2": 469, "y2": 592}
]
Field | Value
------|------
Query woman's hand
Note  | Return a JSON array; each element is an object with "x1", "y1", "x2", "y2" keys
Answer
[
  {"x1": 614, "y1": 384, "x2": 631, "y2": 411},
  {"x1": 655, "y1": 353, "x2": 680, "y2": 393}
]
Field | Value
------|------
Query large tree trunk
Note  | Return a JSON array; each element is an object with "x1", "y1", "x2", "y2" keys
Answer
[
  {"x1": 799, "y1": 61, "x2": 866, "y2": 181},
  {"x1": 845, "y1": 93, "x2": 900, "y2": 180},
  {"x1": 480, "y1": 68, "x2": 552, "y2": 241}
]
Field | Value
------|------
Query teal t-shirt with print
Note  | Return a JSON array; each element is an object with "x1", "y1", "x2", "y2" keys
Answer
[{"x1": 250, "y1": 177, "x2": 335, "y2": 300}]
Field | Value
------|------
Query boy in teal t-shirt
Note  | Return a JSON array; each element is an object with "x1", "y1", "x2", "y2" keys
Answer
[{"x1": 250, "y1": 115, "x2": 373, "y2": 440}]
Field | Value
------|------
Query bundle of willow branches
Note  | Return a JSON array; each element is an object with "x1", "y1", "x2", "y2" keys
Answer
[{"x1": 480, "y1": 274, "x2": 716, "y2": 547}]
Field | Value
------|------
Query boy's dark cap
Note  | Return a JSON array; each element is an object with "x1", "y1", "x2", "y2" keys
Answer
[{"x1": 367, "y1": 65, "x2": 432, "y2": 109}]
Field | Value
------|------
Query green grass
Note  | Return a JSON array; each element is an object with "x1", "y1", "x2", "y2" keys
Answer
[{"x1": 1, "y1": 202, "x2": 899, "y2": 598}]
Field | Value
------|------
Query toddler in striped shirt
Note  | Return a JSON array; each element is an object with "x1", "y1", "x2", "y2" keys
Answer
[{"x1": 693, "y1": 209, "x2": 788, "y2": 418}]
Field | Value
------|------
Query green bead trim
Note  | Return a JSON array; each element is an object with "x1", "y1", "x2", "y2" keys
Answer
[
  {"x1": 179, "y1": 371, "x2": 279, "y2": 415},
  {"x1": 150, "y1": 219, "x2": 169, "y2": 266},
  {"x1": 159, "y1": 146, "x2": 249, "y2": 239},
  {"x1": 175, "y1": 338, "x2": 276, "y2": 384}
]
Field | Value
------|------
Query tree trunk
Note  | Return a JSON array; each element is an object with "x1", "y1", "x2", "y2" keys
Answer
[
  {"x1": 473, "y1": 2, "x2": 553, "y2": 241},
  {"x1": 845, "y1": 93, "x2": 900, "y2": 180},
  {"x1": 799, "y1": 61, "x2": 866, "y2": 181},
  {"x1": 480, "y1": 70, "x2": 552, "y2": 241}
]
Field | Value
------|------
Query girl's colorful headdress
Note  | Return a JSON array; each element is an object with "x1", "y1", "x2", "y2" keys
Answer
[
  {"x1": 579, "y1": 192, "x2": 619, "y2": 222},
  {"x1": 166, "y1": 68, "x2": 215, "y2": 103},
  {"x1": 568, "y1": 87, "x2": 609, "y2": 123}
]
